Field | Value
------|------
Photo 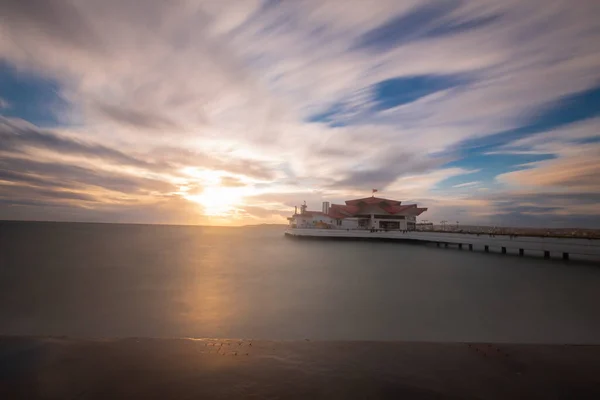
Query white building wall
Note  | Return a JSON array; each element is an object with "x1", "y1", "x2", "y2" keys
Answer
[
  {"x1": 337, "y1": 218, "x2": 360, "y2": 229},
  {"x1": 294, "y1": 216, "x2": 310, "y2": 228},
  {"x1": 292, "y1": 211, "x2": 413, "y2": 230},
  {"x1": 316, "y1": 216, "x2": 335, "y2": 225},
  {"x1": 294, "y1": 214, "x2": 336, "y2": 228}
]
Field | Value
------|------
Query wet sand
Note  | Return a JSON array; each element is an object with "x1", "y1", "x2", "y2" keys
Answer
[{"x1": 1, "y1": 337, "x2": 600, "y2": 399}]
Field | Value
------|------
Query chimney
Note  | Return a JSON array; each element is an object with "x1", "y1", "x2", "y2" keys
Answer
[{"x1": 322, "y1": 201, "x2": 330, "y2": 214}]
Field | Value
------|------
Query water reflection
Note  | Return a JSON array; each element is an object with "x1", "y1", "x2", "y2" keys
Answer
[
  {"x1": 176, "y1": 241, "x2": 238, "y2": 336},
  {"x1": 1, "y1": 223, "x2": 600, "y2": 343}
]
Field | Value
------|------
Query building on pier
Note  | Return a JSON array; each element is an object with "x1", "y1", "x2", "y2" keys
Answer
[{"x1": 288, "y1": 196, "x2": 427, "y2": 231}]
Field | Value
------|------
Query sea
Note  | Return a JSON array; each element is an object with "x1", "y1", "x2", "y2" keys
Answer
[{"x1": 1, "y1": 221, "x2": 599, "y2": 343}]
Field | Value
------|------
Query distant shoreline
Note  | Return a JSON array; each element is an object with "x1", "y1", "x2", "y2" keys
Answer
[
  {"x1": 1, "y1": 219, "x2": 598, "y2": 238},
  {"x1": 0, "y1": 219, "x2": 286, "y2": 229}
]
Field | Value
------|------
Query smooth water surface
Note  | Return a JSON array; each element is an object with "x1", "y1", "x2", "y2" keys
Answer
[{"x1": 1, "y1": 221, "x2": 599, "y2": 342}]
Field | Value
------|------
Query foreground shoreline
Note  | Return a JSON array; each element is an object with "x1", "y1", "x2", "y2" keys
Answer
[{"x1": 2, "y1": 336, "x2": 600, "y2": 399}]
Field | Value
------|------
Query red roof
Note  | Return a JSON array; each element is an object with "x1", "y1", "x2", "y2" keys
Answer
[
  {"x1": 327, "y1": 209, "x2": 346, "y2": 219},
  {"x1": 414, "y1": 207, "x2": 428, "y2": 216},
  {"x1": 294, "y1": 197, "x2": 427, "y2": 219},
  {"x1": 330, "y1": 204, "x2": 359, "y2": 215},
  {"x1": 381, "y1": 204, "x2": 415, "y2": 214},
  {"x1": 345, "y1": 196, "x2": 402, "y2": 206}
]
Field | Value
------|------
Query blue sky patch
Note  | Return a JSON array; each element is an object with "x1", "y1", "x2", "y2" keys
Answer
[
  {"x1": 373, "y1": 75, "x2": 463, "y2": 111},
  {"x1": 436, "y1": 152, "x2": 556, "y2": 190},
  {"x1": 309, "y1": 74, "x2": 463, "y2": 127},
  {"x1": 455, "y1": 84, "x2": 600, "y2": 152},
  {"x1": 577, "y1": 136, "x2": 600, "y2": 145},
  {"x1": 437, "y1": 84, "x2": 600, "y2": 187},
  {"x1": 0, "y1": 62, "x2": 67, "y2": 127},
  {"x1": 517, "y1": 84, "x2": 600, "y2": 136}
]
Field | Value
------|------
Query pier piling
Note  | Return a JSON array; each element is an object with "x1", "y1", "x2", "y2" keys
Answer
[
  {"x1": 459, "y1": 244, "x2": 463, "y2": 250},
  {"x1": 563, "y1": 252, "x2": 569, "y2": 261},
  {"x1": 519, "y1": 249, "x2": 524, "y2": 256},
  {"x1": 544, "y1": 251, "x2": 550, "y2": 259},
  {"x1": 501, "y1": 247, "x2": 507, "y2": 254},
  {"x1": 469, "y1": 244, "x2": 473, "y2": 251},
  {"x1": 484, "y1": 245, "x2": 489, "y2": 253},
  {"x1": 444, "y1": 243, "x2": 448, "y2": 248}
]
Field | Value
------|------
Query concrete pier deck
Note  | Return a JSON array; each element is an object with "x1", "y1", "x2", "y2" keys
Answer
[
  {"x1": 1, "y1": 337, "x2": 600, "y2": 399},
  {"x1": 285, "y1": 229, "x2": 600, "y2": 261}
]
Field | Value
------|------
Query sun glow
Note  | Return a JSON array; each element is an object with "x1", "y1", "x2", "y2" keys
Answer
[
  {"x1": 180, "y1": 168, "x2": 266, "y2": 218},
  {"x1": 187, "y1": 186, "x2": 247, "y2": 216}
]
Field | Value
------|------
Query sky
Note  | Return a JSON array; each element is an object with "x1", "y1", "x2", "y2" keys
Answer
[{"x1": 1, "y1": 0, "x2": 599, "y2": 227}]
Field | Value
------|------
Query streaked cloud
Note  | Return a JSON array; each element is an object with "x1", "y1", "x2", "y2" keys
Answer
[
  {"x1": 452, "y1": 181, "x2": 481, "y2": 189},
  {"x1": 497, "y1": 144, "x2": 600, "y2": 193}
]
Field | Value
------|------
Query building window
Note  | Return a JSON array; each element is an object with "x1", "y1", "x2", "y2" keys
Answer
[
  {"x1": 374, "y1": 215, "x2": 405, "y2": 220},
  {"x1": 379, "y1": 221, "x2": 400, "y2": 230}
]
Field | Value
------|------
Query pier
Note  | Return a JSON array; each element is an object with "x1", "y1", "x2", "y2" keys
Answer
[{"x1": 284, "y1": 229, "x2": 600, "y2": 261}]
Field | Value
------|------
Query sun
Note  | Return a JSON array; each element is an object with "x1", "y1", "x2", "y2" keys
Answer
[
  {"x1": 186, "y1": 186, "x2": 245, "y2": 216},
  {"x1": 180, "y1": 168, "x2": 260, "y2": 217}
]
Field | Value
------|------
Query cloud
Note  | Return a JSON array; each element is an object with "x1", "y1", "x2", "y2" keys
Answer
[
  {"x1": 0, "y1": 156, "x2": 175, "y2": 194},
  {"x1": 1, "y1": 185, "x2": 99, "y2": 204},
  {"x1": 452, "y1": 181, "x2": 481, "y2": 188},
  {"x1": 149, "y1": 146, "x2": 279, "y2": 181},
  {"x1": 0, "y1": 117, "x2": 158, "y2": 169},
  {"x1": 220, "y1": 176, "x2": 246, "y2": 187},
  {"x1": 497, "y1": 144, "x2": 600, "y2": 192},
  {"x1": 239, "y1": 205, "x2": 289, "y2": 219},
  {"x1": 0, "y1": 0, "x2": 599, "y2": 226},
  {"x1": 1, "y1": 0, "x2": 103, "y2": 54},
  {"x1": 501, "y1": 117, "x2": 600, "y2": 150},
  {"x1": 93, "y1": 102, "x2": 179, "y2": 131},
  {"x1": 479, "y1": 189, "x2": 600, "y2": 228},
  {"x1": 329, "y1": 151, "x2": 452, "y2": 190},
  {"x1": 0, "y1": 193, "x2": 209, "y2": 225},
  {"x1": 0, "y1": 116, "x2": 279, "y2": 182},
  {"x1": 353, "y1": 0, "x2": 500, "y2": 52}
]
